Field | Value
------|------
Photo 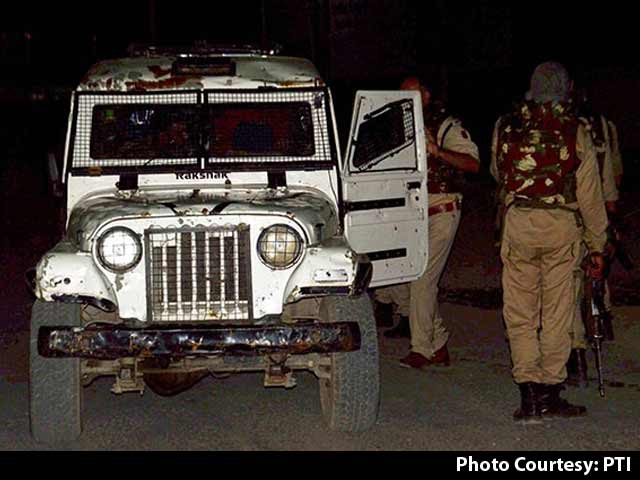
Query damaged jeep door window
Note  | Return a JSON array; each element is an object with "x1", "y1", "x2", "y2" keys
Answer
[
  {"x1": 91, "y1": 105, "x2": 201, "y2": 160},
  {"x1": 205, "y1": 103, "x2": 315, "y2": 159},
  {"x1": 352, "y1": 99, "x2": 416, "y2": 172}
]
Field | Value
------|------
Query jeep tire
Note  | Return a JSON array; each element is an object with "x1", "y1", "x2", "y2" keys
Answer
[
  {"x1": 318, "y1": 295, "x2": 380, "y2": 432},
  {"x1": 30, "y1": 300, "x2": 83, "y2": 444}
]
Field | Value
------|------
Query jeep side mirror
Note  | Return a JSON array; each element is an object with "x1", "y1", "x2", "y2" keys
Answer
[{"x1": 47, "y1": 152, "x2": 63, "y2": 198}]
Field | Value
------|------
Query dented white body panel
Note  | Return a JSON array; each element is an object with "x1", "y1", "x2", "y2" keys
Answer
[
  {"x1": 35, "y1": 241, "x2": 117, "y2": 307},
  {"x1": 78, "y1": 55, "x2": 323, "y2": 92},
  {"x1": 64, "y1": 171, "x2": 341, "y2": 221},
  {"x1": 35, "y1": 188, "x2": 360, "y2": 322},
  {"x1": 342, "y1": 91, "x2": 429, "y2": 287}
]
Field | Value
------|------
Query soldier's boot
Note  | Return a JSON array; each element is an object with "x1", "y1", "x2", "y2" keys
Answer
[
  {"x1": 566, "y1": 348, "x2": 589, "y2": 388},
  {"x1": 538, "y1": 383, "x2": 587, "y2": 418},
  {"x1": 372, "y1": 300, "x2": 394, "y2": 328},
  {"x1": 513, "y1": 382, "x2": 543, "y2": 425},
  {"x1": 384, "y1": 315, "x2": 411, "y2": 339}
]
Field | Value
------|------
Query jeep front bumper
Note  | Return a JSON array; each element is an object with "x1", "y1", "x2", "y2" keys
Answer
[{"x1": 38, "y1": 322, "x2": 360, "y2": 359}]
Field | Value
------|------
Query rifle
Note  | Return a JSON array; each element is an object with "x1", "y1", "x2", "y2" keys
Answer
[
  {"x1": 581, "y1": 269, "x2": 608, "y2": 398},
  {"x1": 598, "y1": 220, "x2": 632, "y2": 342}
]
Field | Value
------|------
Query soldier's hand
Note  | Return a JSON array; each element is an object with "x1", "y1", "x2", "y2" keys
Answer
[
  {"x1": 588, "y1": 252, "x2": 605, "y2": 280},
  {"x1": 426, "y1": 130, "x2": 439, "y2": 157},
  {"x1": 605, "y1": 241, "x2": 616, "y2": 260},
  {"x1": 427, "y1": 141, "x2": 440, "y2": 158}
]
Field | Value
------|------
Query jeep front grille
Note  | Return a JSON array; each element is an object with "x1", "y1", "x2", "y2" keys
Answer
[{"x1": 146, "y1": 226, "x2": 252, "y2": 323}]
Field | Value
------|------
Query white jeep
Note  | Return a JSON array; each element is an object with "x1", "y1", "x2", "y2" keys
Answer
[{"x1": 29, "y1": 45, "x2": 429, "y2": 444}]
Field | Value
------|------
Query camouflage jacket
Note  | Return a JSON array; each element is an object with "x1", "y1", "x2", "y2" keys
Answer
[{"x1": 496, "y1": 100, "x2": 581, "y2": 205}]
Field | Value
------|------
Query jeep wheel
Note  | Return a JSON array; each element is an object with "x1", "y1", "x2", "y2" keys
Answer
[
  {"x1": 29, "y1": 300, "x2": 83, "y2": 444},
  {"x1": 318, "y1": 295, "x2": 380, "y2": 432}
]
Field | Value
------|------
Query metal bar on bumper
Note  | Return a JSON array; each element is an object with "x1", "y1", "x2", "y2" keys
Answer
[{"x1": 38, "y1": 322, "x2": 361, "y2": 359}]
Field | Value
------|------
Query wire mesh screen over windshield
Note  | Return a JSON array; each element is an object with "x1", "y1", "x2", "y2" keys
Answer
[
  {"x1": 352, "y1": 99, "x2": 415, "y2": 171},
  {"x1": 91, "y1": 104, "x2": 201, "y2": 159},
  {"x1": 206, "y1": 90, "x2": 332, "y2": 167},
  {"x1": 73, "y1": 92, "x2": 200, "y2": 170},
  {"x1": 207, "y1": 103, "x2": 314, "y2": 157},
  {"x1": 71, "y1": 90, "x2": 333, "y2": 173}
]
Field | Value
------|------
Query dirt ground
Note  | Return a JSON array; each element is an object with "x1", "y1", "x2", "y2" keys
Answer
[{"x1": 1, "y1": 303, "x2": 638, "y2": 451}]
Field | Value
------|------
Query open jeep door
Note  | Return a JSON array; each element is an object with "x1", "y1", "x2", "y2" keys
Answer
[{"x1": 342, "y1": 91, "x2": 428, "y2": 288}]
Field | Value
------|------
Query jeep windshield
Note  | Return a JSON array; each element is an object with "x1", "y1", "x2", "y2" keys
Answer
[
  {"x1": 72, "y1": 90, "x2": 334, "y2": 174},
  {"x1": 91, "y1": 105, "x2": 201, "y2": 160}
]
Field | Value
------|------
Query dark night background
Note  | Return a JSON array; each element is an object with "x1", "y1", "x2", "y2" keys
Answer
[
  {"x1": 2, "y1": 0, "x2": 640, "y2": 156},
  {"x1": 1, "y1": 0, "x2": 640, "y2": 332}
]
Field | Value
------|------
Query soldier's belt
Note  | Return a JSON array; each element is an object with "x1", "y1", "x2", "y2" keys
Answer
[{"x1": 506, "y1": 198, "x2": 583, "y2": 227}]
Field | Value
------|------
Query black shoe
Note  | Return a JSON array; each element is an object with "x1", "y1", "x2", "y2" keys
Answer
[
  {"x1": 513, "y1": 382, "x2": 543, "y2": 424},
  {"x1": 566, "y1": 348, "x2": 589, "y2": 388},
  {"x1": 538, "y1": 383, "x2": 587, "y2": 418},
  {"x1": 373, "y1": 300, "x2": 394, "y2": 328},
  {"x1": 384, "y1": 315, "x2": 410, "y2": 338}
]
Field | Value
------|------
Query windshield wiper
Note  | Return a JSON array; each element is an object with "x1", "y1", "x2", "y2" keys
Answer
[{"x1": 141, "y1": 156, "x2": 160, "y2": 168}]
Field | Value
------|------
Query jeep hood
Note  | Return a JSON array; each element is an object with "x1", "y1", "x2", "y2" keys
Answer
[{"x1": 68, "y1": 189, "x2": 339, "y2": 250}]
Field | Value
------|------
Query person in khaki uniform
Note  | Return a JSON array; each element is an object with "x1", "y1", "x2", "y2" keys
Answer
[
  {"x1": 375, "y1": 76, "x2": 480, "y2": 369},
  {"x1": 610, "y1": 121, "x2": 624, "y2": 188},
  {"x1": 568, "y1": 99, "x2": 621, "y2": 386},
  {"x1": 491, "y1": 62, "x2": 607, "y2": 423}
]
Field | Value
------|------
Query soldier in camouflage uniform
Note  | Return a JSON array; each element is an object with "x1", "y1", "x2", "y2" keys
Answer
[
  {"x1": 376, "y1": 76, "x2": 480, "y2": 369},
  {"x1": 491, "y1": 62, "x2": 607, "y2": 423}
]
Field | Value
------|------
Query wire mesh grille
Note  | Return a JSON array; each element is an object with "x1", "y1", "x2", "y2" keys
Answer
[
  {"x1": 72, "y1": 90, "x2": 334, "y2": 171},
  {"x1": 73, "y1": 92, "x2": 200, "y2": 169},
  {"x1": 90, "y1": 104, "x2": 201, "y2": 160},
  {"x1": 206, "y1": 90, "x2": 332, "y2": 166},
  {"x1": 146, "y1": 226, "x2": 252, "y2": 323},
  {"x1": 207, "y1": 102, "x2": 314, "y2": 158},
  {"x1": 353, "y1": 99, "x2": 415, "y2": 170}
]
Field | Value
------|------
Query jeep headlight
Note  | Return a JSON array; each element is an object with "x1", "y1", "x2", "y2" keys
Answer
[
  {"x1": 257, "y1": 224, "x2": 303, "y2": 269},
  {"x1": 96, "y1": 227, "x2": 142, "y2": 272}
]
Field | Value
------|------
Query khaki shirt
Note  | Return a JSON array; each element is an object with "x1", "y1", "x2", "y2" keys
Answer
[
  {"x1": 429, "y1": 116, "x2": 480, "y2": 207},
  {"x1": 585, "y1": 115, "x2": 619, "y2": 203},
  {"x1": 608, "y1": 120, "x2": 623, "y2": 180},
  {"x1": 491, "y1": 118, "x2": 608, "y2": 253}
]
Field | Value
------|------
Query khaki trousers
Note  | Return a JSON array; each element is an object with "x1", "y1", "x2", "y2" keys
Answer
[
  {"x1": 376, "y1": 209, "x2": 460, "y2": 358},
  {"x1": 374, "y1": 281, "x2": 410, "y2": 316},
  {"x1": 501, "y1": 238, "x2": 582, "y2": 384}
]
